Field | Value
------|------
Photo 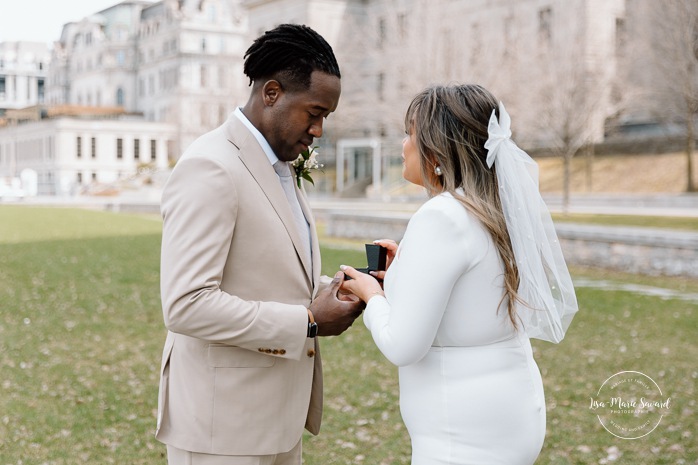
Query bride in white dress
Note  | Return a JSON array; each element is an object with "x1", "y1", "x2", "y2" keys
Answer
[{"x1": 340, "y1": 84, "x2": 578, "y2": 465}]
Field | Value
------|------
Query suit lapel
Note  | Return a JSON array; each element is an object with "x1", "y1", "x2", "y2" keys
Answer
[{"x1": 226, "y1": 117, "x2": 314, "y2": 288}]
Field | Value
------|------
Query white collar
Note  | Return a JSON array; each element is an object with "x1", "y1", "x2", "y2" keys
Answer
[{"x1": 234, "y1": 107, "x2": 279, "y2": 166}]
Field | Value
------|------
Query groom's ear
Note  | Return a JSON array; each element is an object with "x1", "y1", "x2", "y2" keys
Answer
[{"x1": 262, "y1": 80, "x2": 283, "y2": 106}]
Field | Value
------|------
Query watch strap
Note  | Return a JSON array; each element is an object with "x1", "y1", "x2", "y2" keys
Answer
[{"x1": 307, "y1": 308, "x2": 318, "y2": 338}]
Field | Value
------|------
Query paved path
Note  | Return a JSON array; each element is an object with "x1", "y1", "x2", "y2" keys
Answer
[
  {"x1": 573, "y1": 278, "x2": 698, "y2": 303},
  {"x1": 9, "y1": 192, "x2": 698, "y2": 218},
  {"x1": 308, "y1": 192, "x2": 698, "y2": 218}
]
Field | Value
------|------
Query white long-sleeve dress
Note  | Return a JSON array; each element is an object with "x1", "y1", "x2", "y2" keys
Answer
[{"x1": 364, "y1": 191, "x2": 546, "y2": 465}]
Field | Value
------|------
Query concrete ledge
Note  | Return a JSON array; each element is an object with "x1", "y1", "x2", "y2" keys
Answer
[
  {"x1": 326, "y1": 211, "x2": 411, "y2": 241},
  {"x1": 556, "y1": 224, "x2": 698, "y2": 277},
  {"x1": 326, "y1": 212, "x2": 698, "y2": 278},
  {"x1": 104, "y1": 202, "x2": 161, "y2": 214},
  {"x1": 554, "y1": 223, "x2": 698, "y2": 249}
]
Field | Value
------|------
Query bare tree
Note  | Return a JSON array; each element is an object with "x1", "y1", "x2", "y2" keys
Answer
[
  {"x1": 529, "y1": 1, "x2": 630, "y2": 213},
  {"x1": 532, "y1": 41, "x2": 605, "y2": 211},
  {"x1": 535, "y1": 61, "x2": 607, "y2": 213},
  {"x1": 643, "y1": 0, "x2": 698, "y2": 192}
]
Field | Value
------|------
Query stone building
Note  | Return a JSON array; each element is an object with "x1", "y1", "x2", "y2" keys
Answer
[
  {"x1": 2, "y1": 0, "x2": 694, "y2": 197},
  {"x1": 0, "y1": 107, "x2": 175, "y2": 195},
  {"x1": 243, "y1": 0, "x2": 634, "y2": 196},
  {"x1": 47, "y1": 0, "x2": 249, "y2": 156},
  {"x1": 0, "y1": 41, "x2": 51, "y2": 114},
  {"x1": 134, "y1": 0, "x2": 248, "y2": 154}
]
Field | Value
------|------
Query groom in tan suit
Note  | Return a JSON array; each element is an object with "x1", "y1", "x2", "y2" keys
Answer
[{"x1": 155, "y1": 24, "x2": 363, "y2": 464}]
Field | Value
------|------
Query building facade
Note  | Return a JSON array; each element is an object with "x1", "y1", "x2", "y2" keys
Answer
[
  {"x1": 0, "y1": 114, "x2": 175, "y2": 195},
  {"x1": 135, "y1": 0, "x2": 249, "y2": 153},
  {"x1": 243, "y1": 0, "x2": 632, "y2": 195},
  {"x1": 0, "y1": 41, "x2": 51, "y2": 114},
  {"x1": 2, "y1": 0, "x2": 693, "y2": 197},
  {"x1": 48, "y1": 0, "x2": 249, "y2": 156}
]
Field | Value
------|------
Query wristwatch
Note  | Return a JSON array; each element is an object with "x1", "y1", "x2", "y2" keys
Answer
[{"x1": 307, "y1": 308, "x2": 318, "y2": 338}]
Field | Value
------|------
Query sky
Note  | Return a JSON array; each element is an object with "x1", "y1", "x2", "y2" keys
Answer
[{"x1": 0, "y1": 0, "x2": 131, "y2": 45}]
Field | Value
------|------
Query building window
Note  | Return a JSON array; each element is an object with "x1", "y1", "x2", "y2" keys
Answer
[
  {"x1": 117, "y1": 138, "x2": 123, "y2": 159},
  {"x1": 200, "y1": 103, "x2": 208, "y2": 127},
  {"x1": 91, "y1": 137, "x2": 96, "y2": 159},
  {"x1": 218, "y1": 65, "x2": 226, "y2": 88},
  {"x1": 377, "y1": 73, "x2": 384, "y2": 101},
  {"x1": 538, "y1": 7, "x2": 552, "y2": 45},
  {"x1": 0, "y1": 76, "x2": 5, "y2": 99},
  {"x1": 92, "y1": 172, "x2": 97, "y2": 182},
  {"x1": 77, "y1": 172, "x2": 82, "y2": 184},
  {"x1": 397, "y1": 13, "x2": 407, "y2": 39},
  {"x1": 440, "y1": 28, "x2": 453, "y2": 77},
  {"x1": 378, "y1": 17, "x2": 386, "y2": 48},
  {"x1": 615, "y1": 17, "x2": 626, "y2": 56},
  {"x1": 470, "y1": 23, "x2": 481, "y2": 67},
  {"x1": 200, "y1": 65, "x2": 207, "y2": 87},
  {"x1": 116, "y1": 88, "x2": 124, "y2": 106},
  {"x1": 150, "y1": 139, "x2": 157, "y2": 161},
  {"x1": 504, "y1": 15, "x2": 514, "y2": 56},
  {"x1": 201, "y1": 37, "x2": 207, "y2": 52},
  {"x1": 134, "y1": 139, "x2": 140, "y2": 160},
  {"x1": 76, "y1": 136, "x2": 82, "y2": 158}
]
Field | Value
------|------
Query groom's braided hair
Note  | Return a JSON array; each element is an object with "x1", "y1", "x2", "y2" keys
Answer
[{"x1": 243, "y1": 24, "x2": 340, "y2": 91}]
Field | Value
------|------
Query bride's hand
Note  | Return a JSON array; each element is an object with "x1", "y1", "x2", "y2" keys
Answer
[
  {"x1": 371, "y1": 239, "x2": 398, "y2": 281},
  {"x1": 339, "y1": 265, "x2": 385, "y2": 304}
]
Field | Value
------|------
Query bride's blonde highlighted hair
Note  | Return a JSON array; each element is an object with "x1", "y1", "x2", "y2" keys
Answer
[{"x1": 405, "y1": 83, "x2": 522, "y2": 326}]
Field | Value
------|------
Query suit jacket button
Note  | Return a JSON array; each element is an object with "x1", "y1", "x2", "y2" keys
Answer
[
  {"x1": 279, "y1": 349, "x2": 286, "y2": 355},
  {"x1": 307, "y1": 349, "x2": 315, "y2": 357},
  {"x1": 258, "y1": 348, "x2": 264, "y2": 352},
  {"x1": 272, "y1": 349, "x2": 279, "y2": 354},
  {"x1": 265, "y1": 348, "x2": 272, "y2": 354}
]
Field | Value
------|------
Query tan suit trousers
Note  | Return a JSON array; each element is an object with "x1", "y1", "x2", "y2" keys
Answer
[{"x1": 167, "y1": 439, "x2": 302, "y2": 465}]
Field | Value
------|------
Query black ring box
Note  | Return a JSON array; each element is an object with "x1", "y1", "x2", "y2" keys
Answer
[{"x1": 346, "y1": 244, "x2": 387, "y2": 279}]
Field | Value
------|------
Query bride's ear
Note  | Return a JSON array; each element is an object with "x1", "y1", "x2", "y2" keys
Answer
[{"x1": 425, "y1": 155, "x2": 444, "y2": 184}]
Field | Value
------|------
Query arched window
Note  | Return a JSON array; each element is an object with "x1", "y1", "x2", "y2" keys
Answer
[{"x1": 116, "y1": 88, "x2": 124, "y2": 106}]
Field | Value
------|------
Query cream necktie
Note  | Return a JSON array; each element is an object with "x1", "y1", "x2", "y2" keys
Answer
[{"x1": 273, "y1": 161, "x2": 312, "y2": 269}]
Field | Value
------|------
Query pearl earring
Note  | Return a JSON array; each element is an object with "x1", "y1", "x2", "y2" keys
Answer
[{"x1": 434, "y1": 166, "x2": 443, "y2": 176}]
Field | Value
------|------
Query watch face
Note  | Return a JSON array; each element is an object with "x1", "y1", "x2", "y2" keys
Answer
[{"x1": 308, "y1": 322, "x2": 318, "y2": 338}]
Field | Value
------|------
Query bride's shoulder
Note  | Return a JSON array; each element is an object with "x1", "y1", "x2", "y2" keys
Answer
[
  {"x1": 421, "y1": 190, "x2": 464, "y2": 213},
  {"x1": 413, "y1": 191, "x2": 471, "y2": 226},
  {"x1": 413, "y1": 192, "x2": 482, "y2": 230}
]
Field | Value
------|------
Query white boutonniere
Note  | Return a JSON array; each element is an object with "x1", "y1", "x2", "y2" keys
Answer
[{"x1": 291, "y1": 146, "x2": 323, "y2": 188}]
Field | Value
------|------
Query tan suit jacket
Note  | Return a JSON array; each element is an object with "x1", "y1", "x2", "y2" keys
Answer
[{"x1": 155, "y1": 114, "x2": 323, "y2": 455}]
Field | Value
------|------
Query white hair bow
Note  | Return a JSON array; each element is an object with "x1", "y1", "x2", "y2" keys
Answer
[{"x1": 484, "y1": 102, "x2": 512, "y2": 168}]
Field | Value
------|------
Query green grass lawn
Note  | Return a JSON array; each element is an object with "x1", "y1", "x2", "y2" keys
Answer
[
  {"x1": 0, "y1": 205, "x2": 696, "y2": 464},
  {"x1": 551, "y1": 213, "x2": 698, "y2": 231}
]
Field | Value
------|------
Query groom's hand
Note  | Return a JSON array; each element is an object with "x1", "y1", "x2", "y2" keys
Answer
[{"x1": 310, "y1": 271, "x2": 365, "y2": 336}]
